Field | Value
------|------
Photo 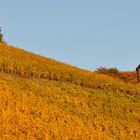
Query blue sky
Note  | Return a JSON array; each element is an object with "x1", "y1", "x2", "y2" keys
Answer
[{"x1": 1, "y1": 0, "x2": 140, "y2": 71}]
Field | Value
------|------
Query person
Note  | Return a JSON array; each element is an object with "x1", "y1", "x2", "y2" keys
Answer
[{"x1": 0, "y1": 27, "x2": 3, "y2": 42}]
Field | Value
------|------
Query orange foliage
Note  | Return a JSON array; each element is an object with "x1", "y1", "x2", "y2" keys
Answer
[
  {"x1": 0, "y1": 43, "x2": 139, "y2": 139},
  {"x1": 0, "y1": 43, "x2": 140, "y2": 95},
  {"x1": 96, "y1": 67, "x2": 137, "y2": 84},
  {"x1": 121, "y1": 72, "x2": 137, "y2": 84},
  {"x1": 0, "y1": 73, "x2": 139, "y2": 139}
]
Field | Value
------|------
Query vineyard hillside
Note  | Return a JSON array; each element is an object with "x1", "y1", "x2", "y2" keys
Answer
[{"x1": 0, "y1": 43, "x2": 140, "y2": 139}]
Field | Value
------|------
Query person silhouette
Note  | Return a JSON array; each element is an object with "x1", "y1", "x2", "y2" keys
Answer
[{"x1": 0, "y1": 27, "x2": 3, "y2": 42}]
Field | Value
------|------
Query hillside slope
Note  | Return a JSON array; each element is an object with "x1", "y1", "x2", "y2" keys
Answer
[
  {"x1": 0, "y1": 43, "x2": 140, "y2": 139},
  {"x1": 0, "y1": 43, "x2": 140, "y2": 95},
  {"x1": 0, "y1": 73, "x2": 139, "y2": 139}
]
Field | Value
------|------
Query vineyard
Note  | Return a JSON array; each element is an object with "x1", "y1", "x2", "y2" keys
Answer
[
  {"x1": 0, "y1": 43, "x2": 140, "y2": 95},
  {"x1": 0, "y1": 43, "x2": 140, "y2": 139}
]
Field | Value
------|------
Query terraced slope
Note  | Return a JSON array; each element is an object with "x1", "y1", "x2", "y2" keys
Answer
[{"x1": 0, "y1": 43, "x2": 140, "y2": 139}]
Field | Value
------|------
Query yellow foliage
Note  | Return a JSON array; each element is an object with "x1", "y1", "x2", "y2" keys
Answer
[
  {"x1": 0, "y1": 43, "x2": 140, "y2": 95},
  {"x1": 0, "y1": 73, "x2": 139, "y2": 139},
  {"x1": 0, "y1": 43, "x2": 140, "y2": 139}
]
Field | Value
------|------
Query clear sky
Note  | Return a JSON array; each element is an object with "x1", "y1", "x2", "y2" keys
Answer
[{"x1": 1, "y1": 0, "x2": 140, "y2": 71}]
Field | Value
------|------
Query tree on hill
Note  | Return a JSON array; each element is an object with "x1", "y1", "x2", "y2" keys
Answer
[
  {"x1": 96, "y1": 67, "x2": 121, "y2": 78},
  {"x1": 96, "y1": 67, "x2": 137, "y2": 84}
]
